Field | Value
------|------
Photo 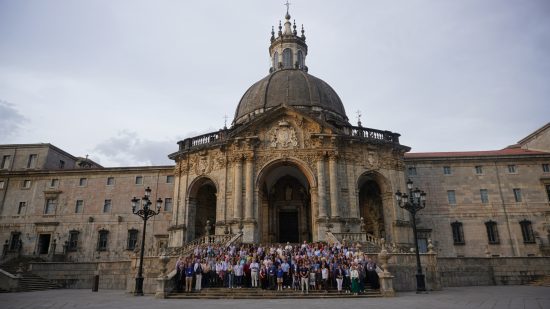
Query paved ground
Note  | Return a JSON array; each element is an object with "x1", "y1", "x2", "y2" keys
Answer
[{"x1": 1, "y1": 286, "x2": 549, "y2": 309}]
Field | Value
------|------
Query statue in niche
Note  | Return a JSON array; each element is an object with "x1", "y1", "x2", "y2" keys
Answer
[{"x1": 285, "y1": 185, "x2": 292, "y2": 201}]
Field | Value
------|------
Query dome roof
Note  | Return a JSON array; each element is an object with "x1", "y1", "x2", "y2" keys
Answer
[{"x1": 233, "y1": 69, "x2": 348, "y2": 125}]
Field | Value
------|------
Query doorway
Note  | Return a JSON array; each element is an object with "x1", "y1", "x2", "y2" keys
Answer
[
  {"x1": 38, "y1": 234, "x2": 51, "y2": 254},
  {"x1": 279, "y1": 211, "x2": 299, "y2": 243}
]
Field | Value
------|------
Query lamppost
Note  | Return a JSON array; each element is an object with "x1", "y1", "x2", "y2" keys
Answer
[
  {"x1": 395, "y1": 179, "x2": 427, "y2": 293},
  {"x1": 131, "y1": 186, "x2": 162, "y2": 296}
]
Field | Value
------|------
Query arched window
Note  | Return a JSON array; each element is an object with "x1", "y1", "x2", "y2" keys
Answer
[
  {"x1": 485, "y1": 221, "x2": 499, "y2": 244},
  {"x1": 297, "y1": 50, "x2": 304, "y2": 68},
  {"x1": 273, "y1": 51, "x2": 278, "y2": 69},
  {"x1": 282, "y1": 48, "x2": 293, "y2": 68}
]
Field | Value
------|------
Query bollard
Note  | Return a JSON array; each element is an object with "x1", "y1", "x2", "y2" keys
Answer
[{"x1": 92, "y1": 274, "x2": 99, "y2": 292}]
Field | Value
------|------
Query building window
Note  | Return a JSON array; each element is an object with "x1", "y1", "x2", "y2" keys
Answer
[
  {"x1": 44, "y1": 198, "x2": 56, "y2": 214},
  {"x1": 0, "y1": 180, "x2": 5, "y2": 189},
  {"x1": 282, "y1": 48, "x2": 293, "y2": 68},
  {"x1": 50, "y1": 179, "x2": 59, "y2": 187},
  {"x1": 447, "y1": 190, "x2": 456, "y2": 205},
  {"x1": 17, "y1": 202, "x2": 26, "y2": 215},
  {"x1": 27, "y1": 154, "x2": 37, "y2": 168},
  {"x1": 9, "y1": 232, "x2": 21, "y2": 251},
  {"x1": 59, "y1": 160, "x2": 65, "y2": 169},
  {"x1": 22, "y1": 180, "x2": 31, "y2": 189},
  {"x1": 273, "y1": 51, "x2": 278, "y2": 69},
  {"x1": 68, "y1": 230, "x2": 79, "y2": 251},
  {"x1": 297, "y1": 50, "x2": 304, "y2": 68},
  {"x1": 451, "y1": 221, "x2": 465, "y2": 245},
  {"x1": 166, "y1": 175, "x2": 174, "y2": 184},
  {"x1": 485, "y1": 220, "x2": 500, "y2": 244},
  {"x1": 79, "y1": 178, "x2": 87, "y2": 186},
  {"x1": 75, "y1": 200, "x2": 84, "y2": 213},
  {"x1": 443, "y1": 166, "x2": 452, "y2": 175},
  {"x1": 543, "y1": 164, "x2": 550, "y2": 173},
  {"x1": 97, "y1": 230, "x2": 109, "y2": 251},
  {"x1": 408, "y1": 167, "x2": 417, "y2": 176},
  {"x1": 475, "y1": 165, "x2": 483, "y2": 174},
  {"x1": 103, "y1": 199, "x2": 112, "y2": 213},
  {"x1": 480, "y1": 189, "x2": 489, "y2": 204},
  {"x1": 546, "y1": 185, "x2": 550, "y2": 202},
  {"x1": 513, "y1": 188, "x2": 522, "y2": 203},
  {"x1": 519, "y1": 220, "x2": 535, "y2": 244},
  {"x1": 164, "y1": 198, "x2": 173, "y2": 212},
  {"x1": 135, "y1": 176, "x2": 143, "y2": 185},
  {"x1": 1, "y1": 155, "x2": 11, "y2": 169},
  {"x1": 507, "y1": 164, "x2": 516, "y2": 173},
  {"x1": 127, "y1": 229, "x2": 139, "y2": 250},
  {"x1": 107, "y1": 177, "x2": 115, "y2": 186}
]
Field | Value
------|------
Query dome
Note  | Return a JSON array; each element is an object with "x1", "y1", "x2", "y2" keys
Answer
[{"x1": 233, "y1": 69, "x2": 348, "y2": 125}]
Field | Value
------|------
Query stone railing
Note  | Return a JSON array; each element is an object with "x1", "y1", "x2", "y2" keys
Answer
[
  {"x1": 165, "y1": 234, "x2": 234, "y2": 257},
  {"x1": 332, "y1": 232, "x2": 382, "y2": 253},
  {"x1": 342, "y1": 125, "x2": 401, "y2": 144},
  {"x1": 177, "y1": 129, "x2": 229, "y2": 152},
  {"x1": 325, "y1": 231, "x2": 341, "y2": 246}
]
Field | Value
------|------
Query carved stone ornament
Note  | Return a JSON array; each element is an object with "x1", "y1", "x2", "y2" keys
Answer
[
  {"x1": 193, "y1": 155, "x2": 214, "y2": 175},
  {"x1": 268, "y1": 121, "x2": 299, "y2": 149},
  {"x1": 366, "y1": 151, "x2": 379, "y2": 169}
]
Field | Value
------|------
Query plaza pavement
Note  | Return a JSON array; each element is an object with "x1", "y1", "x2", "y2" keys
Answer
[{"x1": 0, "y1": 285, "x2": 549, "y2": 309}]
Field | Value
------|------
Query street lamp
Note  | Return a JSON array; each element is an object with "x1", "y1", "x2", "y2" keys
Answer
[
  {"x1": 131, "y1": 186, "x2": 162, "y2": 296},
  {"x1": 395, "y1": 179, "x2": 427, "y2": 293}
]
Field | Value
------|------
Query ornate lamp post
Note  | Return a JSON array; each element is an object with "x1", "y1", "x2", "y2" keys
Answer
[
  {"x1": 395, "y1": 179, "x2": 427, "y2": 293},
  {"x1": 131, "y1": 186, "x2": 162, "y2": 296}
]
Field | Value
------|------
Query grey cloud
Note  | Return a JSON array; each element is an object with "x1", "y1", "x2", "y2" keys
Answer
[
  {"x1": 0, "y1": 100, "x2": 28, "y2": 142},
  {"x1": 93, "y1": 131, "x2": 176, "y2": 167}
]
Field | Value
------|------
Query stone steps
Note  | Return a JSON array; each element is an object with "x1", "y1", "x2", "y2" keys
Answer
[
  {"x1": 0, "y1": 257, "x2": 61, "y2": 292},
  {"x1": 167, "y1": 287, "x2": 382, "y2": 299}
]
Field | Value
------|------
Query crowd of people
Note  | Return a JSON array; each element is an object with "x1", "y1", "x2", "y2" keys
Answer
[{"x1": 174, "y1": 241, "x2": 380, "y2": 295}]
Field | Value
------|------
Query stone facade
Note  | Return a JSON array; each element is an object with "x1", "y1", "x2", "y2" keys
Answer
[
  {"x1": 405, "y1": 130, "x2": 550, "y2": 258},
  {"x1": 0, "y1": 144, "x2": 174, "y2": 262}
]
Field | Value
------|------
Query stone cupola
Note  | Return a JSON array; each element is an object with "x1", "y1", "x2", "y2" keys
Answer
[{"x1": 269, "y1": 7, "x2": 308, "y2": 73}]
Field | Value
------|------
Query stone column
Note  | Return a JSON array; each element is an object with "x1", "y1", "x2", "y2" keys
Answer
[
  {"x1": 329, "y1": 153, "x2": 340, "y2": 218},
  {"x1": 317, "y1": 157, "x2": 327, "y2": 218},
  {"x1": 233, "y1": 157, "x2": 243, "y2": 220},
  {"x1": 244, "y1": 155, "x2": 254, "y2": 220}
]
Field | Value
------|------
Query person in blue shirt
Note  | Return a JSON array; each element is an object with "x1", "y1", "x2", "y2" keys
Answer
[
  {"x1": 185, "y1": 262, "x2": 194, "y2": 292},
  {"x1": 276, "y1": 265, "x2": 284, "y2": 291}
]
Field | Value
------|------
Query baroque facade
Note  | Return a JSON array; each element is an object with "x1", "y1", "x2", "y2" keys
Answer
[{"x1": 1, "y1": 11, "x2": 549, "y2": 265}]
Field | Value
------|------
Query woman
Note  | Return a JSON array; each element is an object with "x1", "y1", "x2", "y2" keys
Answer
[{"x1": 350, "y1": 264, "x2": 359, "y2": 295}]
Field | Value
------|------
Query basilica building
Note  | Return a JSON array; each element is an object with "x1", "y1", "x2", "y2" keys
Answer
[{"x1": 167, "y1": 10, "x2": 410, "y2": 247}]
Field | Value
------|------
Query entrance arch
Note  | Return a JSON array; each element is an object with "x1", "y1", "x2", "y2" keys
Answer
[
  {"x1": 187, "y1": 177, "x2": 217, "y2": 239},
  {"x1": 357, "y1": 172, "x2": 389, "y2": 239},
  {"x1": 257, "y1": 160, "x2": 314, "y2": 243}
]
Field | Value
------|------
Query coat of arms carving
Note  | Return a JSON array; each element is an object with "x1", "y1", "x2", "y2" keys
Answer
[{"x1": 268, "y1": 121, "x2": 299, "y2": 148}]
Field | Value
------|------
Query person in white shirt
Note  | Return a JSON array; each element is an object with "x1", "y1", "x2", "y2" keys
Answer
[{"x1": 250, "y1": 260, "x2": 260, "y2": 287}]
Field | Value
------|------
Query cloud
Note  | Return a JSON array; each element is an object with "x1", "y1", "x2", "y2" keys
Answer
[
  {"x1": 93, "y1": 130, "x2": 176, "y2": 167},
  {"x1": 0, "y1": 100, "x2": 28, "y2": 142}
]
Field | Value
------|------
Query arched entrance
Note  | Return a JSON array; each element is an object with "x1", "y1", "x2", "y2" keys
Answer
[
  {"x1": 258, "y1": 161, "x2": 313, "y2": 243},
  {"x1": 358, "y1": 174, "x2": 386, "y2": 239},
  {"x1": 188, "y1": 177, "x2": 217, "y2": 239}
]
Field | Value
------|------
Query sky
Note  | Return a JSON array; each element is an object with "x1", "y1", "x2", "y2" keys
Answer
[{"x1": 1, "y1": 0, "x2": 549, "y2": 167}]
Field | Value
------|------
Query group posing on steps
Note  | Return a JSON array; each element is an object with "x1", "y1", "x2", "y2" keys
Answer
[{"x1": 175, "y1": 241, "x2": 380, "y2": 295}]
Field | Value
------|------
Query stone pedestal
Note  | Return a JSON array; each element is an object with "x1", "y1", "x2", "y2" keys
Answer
[
  {"x1": 378, "y1": 272, "x2": 395, "y2": 297},
  {"x1": 155, "y1": 277, "x2": 168, "y2": 299}
]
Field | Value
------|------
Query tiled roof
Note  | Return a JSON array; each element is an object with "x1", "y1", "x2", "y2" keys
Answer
[{"x1": 405, "y1": 147, "x2": 549, "y2": 159}]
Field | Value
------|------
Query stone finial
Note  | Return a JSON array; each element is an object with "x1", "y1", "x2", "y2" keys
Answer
[{"x1": 360, "y1": 217, "x2": 366, "y2": 232}]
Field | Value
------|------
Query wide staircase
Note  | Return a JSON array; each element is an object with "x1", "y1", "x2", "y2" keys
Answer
[
  {"x1": 167, "y1": 287, "x2": 382, "y2": 299},
  {"x1": 0, "y1": 257, "x2": 60, "y2": 292}
]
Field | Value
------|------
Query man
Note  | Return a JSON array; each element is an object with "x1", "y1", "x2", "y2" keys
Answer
[
  {"x1": 194, "y1": 259, "x2": 203, "y2": 291},
  {"x1": 250, "y1": 259, "x2": 260, "y2": 288},
  {"x1": 300, "y1": 262, "x2": 309, "y2": 294},
  {"x1": 281, "y1": 258, "x2": 290, "y2": 288}
]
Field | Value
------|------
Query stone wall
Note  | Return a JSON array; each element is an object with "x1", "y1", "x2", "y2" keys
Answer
[
  {"x1": 438, "y1": 256, "x2": 550, "y2": 287},
  {"x1": 30, "y1": 260, "x2": 131, "y2": 290}
]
